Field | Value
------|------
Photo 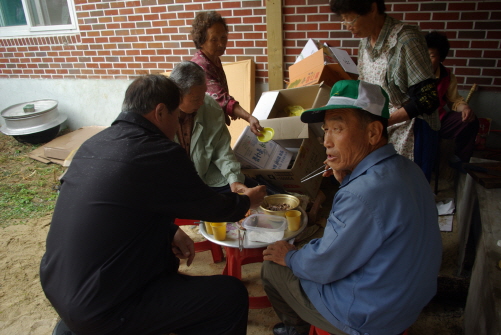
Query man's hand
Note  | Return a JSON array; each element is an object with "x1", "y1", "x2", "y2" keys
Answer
[
  {"x1": 230, "y1": 182, "x2": 248, "y2": 194},
  {"x1": 243, "y1": 185, "x2": 266, "y2": 209},
  {"x1": 172, "y1": 228, "x2": 195, "y2": 267},
  {"x1": 263, "y1": 240, "x2": 296, "y2": 266}
]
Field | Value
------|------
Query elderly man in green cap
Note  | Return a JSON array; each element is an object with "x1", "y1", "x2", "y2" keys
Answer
[{"x1": 262, "y1": 80, "x2": 442, "y2": 335}]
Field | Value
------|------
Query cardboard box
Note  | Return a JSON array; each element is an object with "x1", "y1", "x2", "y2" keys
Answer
[
  {"x1": 233, "y1": 126, "x2": 293, "y2": 170},
  {"x1": 241, "y1": 122, "x2": 325, "y2": 198},
  {"x1": 288, "y1": 48, "x2": 358, "y2": 89},
  {"x1": 43, "y1": 147, "x2": 71, "y2": 160},
  {"x1": 294, "y1": 39, "x2": 336, "y2": 64},
  {"x1": 237, "y1": 84, "x2": 331, "y2": 198},
  {"x1": 253, "y1": 83, "x2": 331, "y2": 121},
  {"x1": 28, "y1": 126, "x2": 106, "y2": 165}
]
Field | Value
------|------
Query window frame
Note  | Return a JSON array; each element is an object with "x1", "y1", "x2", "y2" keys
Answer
[{"x1": 0, "y1": 0, "x2": 78, "y2": 38}]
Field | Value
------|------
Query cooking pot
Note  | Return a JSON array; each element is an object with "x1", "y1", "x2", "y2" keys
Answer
[{"x1": 0, "y1": 99, "x2": 66, "y2": 144}]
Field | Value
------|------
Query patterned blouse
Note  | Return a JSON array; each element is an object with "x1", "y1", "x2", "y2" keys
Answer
[
  {"x1": 358, "y1": 15, "x2": 439, "y2": 160},
  {"x1": 191, "y1": 50, "x2": 239, "y2": 119}
]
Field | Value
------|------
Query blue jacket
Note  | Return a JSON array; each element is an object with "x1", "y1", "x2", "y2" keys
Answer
[{"x1": 286, "y1": 144, "x2": 442, "y2": 335}]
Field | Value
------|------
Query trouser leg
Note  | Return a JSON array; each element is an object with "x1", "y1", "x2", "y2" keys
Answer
[
  {"x1": 118, "y1": 273, "x2": 249, "y2": 335},
  {"x1": 261, "y1": 261, "x2": 347, "y2": 335},
  {"x1": 413, "y1": 118, "x2": 439, "y2": 182},
  {"x1": 440, "y1": 112, "x2": 479, "y2": 162}
]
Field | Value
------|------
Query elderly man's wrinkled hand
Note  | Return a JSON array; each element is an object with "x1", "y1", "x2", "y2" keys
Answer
[
  {"x1": 263, "y1": 240, "x2": 296, "y2": 266},
  {"x1": 172, "y1": 227, "x2": 195, "y2": 267}
]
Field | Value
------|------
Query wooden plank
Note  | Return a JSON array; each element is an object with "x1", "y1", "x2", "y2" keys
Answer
[
  {"x1": 466, "y1": 162, "x2": 501, "y2": 189},
  {"x1": 266, "y1": 0, "x2": 284, "y2": 91},
  {"x1": 223, "y1": 59, "x2": 256, "y2": 148}
]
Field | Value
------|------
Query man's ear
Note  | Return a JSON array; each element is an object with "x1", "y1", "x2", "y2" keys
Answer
[
  {"x1": 154, "y1": 103, "x2": 167, "y2": 122},
  {"x1": 367, "y1": 121, "x2": 383, "y2": 146}
]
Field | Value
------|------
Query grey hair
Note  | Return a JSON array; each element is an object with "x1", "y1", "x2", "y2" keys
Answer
[{"x1": 169, "y1": 61, "x2": 206, "y2": 95}]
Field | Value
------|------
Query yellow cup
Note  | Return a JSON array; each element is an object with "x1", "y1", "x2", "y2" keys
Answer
[
  {"x1": 210, "y1": 222, "x2": 227, "y2": 241},
  {"x1": 285, "y1": 210, "x2": 301, "y2": 232},
  {"x1": 204, "y1": 221, "x2": 214, "y2": 234}
]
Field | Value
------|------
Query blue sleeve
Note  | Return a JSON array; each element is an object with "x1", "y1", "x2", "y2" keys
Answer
[{"x1": 285, "y1": 189, "x2": 385, "y2": 284}]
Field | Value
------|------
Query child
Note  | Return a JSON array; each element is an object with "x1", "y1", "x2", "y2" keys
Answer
[{"x1": 425, "y1": 31, "x2": 479, "y2": 163}]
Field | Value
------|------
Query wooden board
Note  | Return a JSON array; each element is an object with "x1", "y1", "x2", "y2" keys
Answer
[
  {"x1": 222, "y1": 59, "x2": 256, "y2": 148},
  {"x1": 466, "y1": 162, "x2": 501, "y2": 189}
]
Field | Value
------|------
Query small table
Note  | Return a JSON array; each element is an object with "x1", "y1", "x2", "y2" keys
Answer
[{"x1": 199, "y1": 208, "x2": 308, "y2": 309}]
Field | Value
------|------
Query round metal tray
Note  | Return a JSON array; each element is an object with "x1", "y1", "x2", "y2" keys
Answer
[{"x1": 1, "y1": 99, "x2": 66, "y2": 136}]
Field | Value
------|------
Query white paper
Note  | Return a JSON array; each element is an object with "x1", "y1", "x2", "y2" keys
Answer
[
  {"x1": 438, "y1": 215, "x2": 453, "y2": 232},
  {"x1": 295, "y1": 38, "x2": 321, "y2": 63},
  {"x1": 329, "y1": 47, "x2": 359, "y2": 74},
  {"x1": 437, "y1": 198, "x2": 455, "y2": 215},
  {"x1": 247, "y1": 230, "x2": 284, "y2": 243}
]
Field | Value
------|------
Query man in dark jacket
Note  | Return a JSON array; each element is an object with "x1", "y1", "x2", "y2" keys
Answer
[{"x1": 40, "y1": 74, "x2": 266, "y2": 335}]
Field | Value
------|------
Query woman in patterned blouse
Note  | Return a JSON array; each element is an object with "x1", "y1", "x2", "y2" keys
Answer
[
  {"x1": 190, "y1": 11, "x2": 263, "y2": 136},
  {"x1": 330, "y1": 0, "x2": 440, "y2": 181}
]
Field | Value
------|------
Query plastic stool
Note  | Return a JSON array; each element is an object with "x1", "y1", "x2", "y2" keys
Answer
[
  {"x1": 222, "y1": 246, "x2": 272, "y2": 309},
  {"x1": 174, "y1": 219, "x2": 224, "y2": 263},
  {"x1": 53, "y1": 319, "x2": 76, "y2": 335},
  {"x1": 309, "y1": 325, "x2": 409, "y2": 335}
]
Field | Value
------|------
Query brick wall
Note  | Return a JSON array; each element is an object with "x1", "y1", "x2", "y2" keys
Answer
[{"x1": 0, "y1": 0, "x2": 500, "y2": 91}]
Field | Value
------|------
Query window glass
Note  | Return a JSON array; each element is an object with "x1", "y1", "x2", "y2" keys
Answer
[
  {"x1": 0, "y1": 0, "x2": 77, "y2": 36},
  {"x1": 0, "y1": 0, "x2": 27, "y2": 27},
  {"x1": 27, "y1": 0, "x2": 72, "y2": 26}
]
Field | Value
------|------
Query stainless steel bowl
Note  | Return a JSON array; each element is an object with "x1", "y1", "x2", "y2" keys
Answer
[
  {"x1": 1, "y1": 99, "x2": 66, "y2": 144},
  {"x1": 259, "y1": 194, "x2": 300, "y2": 217}
]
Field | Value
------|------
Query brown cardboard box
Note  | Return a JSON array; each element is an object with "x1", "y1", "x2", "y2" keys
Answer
[
  {"x1": 287, "y1": 49, "x2": 357, "y2": 89},
  {"x1": 43, "y1": 147, "x2": 71, "y2": 160},
  {"x1": 241, "y1": 123, "x2": 325, "y2": 198},
  {"x1": 252, "y1": 83, "x2": 331, "y2": 121},
  {"x1": 28, "y1": 126, "x2": 106, "y2": 165},
  {"x1": 238, "y1": 84, "x2": 331, "y2": 198}
]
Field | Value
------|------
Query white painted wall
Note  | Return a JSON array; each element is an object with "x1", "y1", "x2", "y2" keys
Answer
[
  {"x1": 0, "y1": 79, "x2": 133, "y2": 131},
  {"x1": 0, "y1": 79, "x2": 269, "y2": 132}
]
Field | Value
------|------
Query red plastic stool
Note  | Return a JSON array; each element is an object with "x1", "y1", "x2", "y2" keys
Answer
[
  {"x1": 309, "y1": 325, "x2": 409, "y2": 335},
  {"x1": 174, "y1": 219, "x2": 224, "y2": 263},
  {"x1": 222, "y1": 246, "x2": 272, "y2": 309}
]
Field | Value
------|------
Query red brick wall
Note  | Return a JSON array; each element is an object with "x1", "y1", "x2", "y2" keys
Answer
[{"x1": 1, "y1": 0, "x2": 500, "y2": 91}]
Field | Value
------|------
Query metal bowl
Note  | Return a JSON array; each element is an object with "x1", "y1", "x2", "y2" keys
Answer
[
  {"x1": 259, "y1": 194, "x2": 300, "y2": 217},
  {"x1": 1, "y1": 99, "x2": 66, "y2": 144}
]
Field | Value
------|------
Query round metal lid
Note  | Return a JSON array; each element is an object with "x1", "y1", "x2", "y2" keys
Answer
[{"x1": 1, "y1": 99, "x2": 58, "y2": 119}]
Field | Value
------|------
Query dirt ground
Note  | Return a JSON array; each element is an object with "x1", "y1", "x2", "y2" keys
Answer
[{"x1": 0, "y1": 213, "x2": 284, "y2": 335}]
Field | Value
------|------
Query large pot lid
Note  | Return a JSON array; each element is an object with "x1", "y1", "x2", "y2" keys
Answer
[
  {"x1": 0, "y1": 99, "x2": 67, "y2": 136},
  {"x1": 1, "y1": 99, "x2": 58, "y2": 119}
]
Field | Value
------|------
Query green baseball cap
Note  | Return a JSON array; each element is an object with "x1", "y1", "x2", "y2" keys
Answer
[{"x1": 300, "y1": 80, "x2": 390, "y2": 123}]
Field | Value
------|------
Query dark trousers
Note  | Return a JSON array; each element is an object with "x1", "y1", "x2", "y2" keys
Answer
[
  {"x1": 414, "y1": 118, "x2": 439, "y2": 182},
  {"x1": 440, "y1": 112, "x2": 480, "y2": 162},
  {"x1": 89, "y1": 273, "x2": 249, "y2": 335}
]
